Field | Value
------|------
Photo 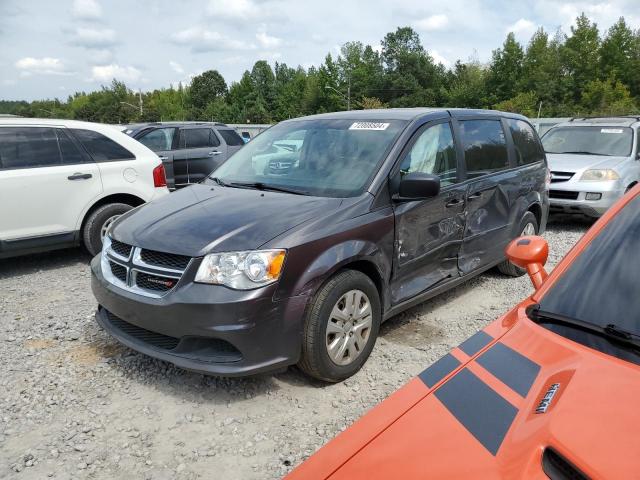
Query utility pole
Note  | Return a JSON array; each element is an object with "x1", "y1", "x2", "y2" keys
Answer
[
  {"x1": 347, "y1": 71, "x2": 351, "y2": 111},
  {"x1": 138, "y1": 89, "x2": 143, "y2": 116}
]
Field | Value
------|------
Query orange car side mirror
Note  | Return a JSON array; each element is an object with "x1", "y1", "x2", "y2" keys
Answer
[{"x1": 505, "y1": 236, "x2": 549, "y2": 289}]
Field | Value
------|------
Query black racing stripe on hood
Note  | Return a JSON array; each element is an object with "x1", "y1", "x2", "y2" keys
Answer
[
  {"x1": 418, "y1": 353, "x2": 461, "y2": 388},
  {"x1": 458, "y1": 330, "x2": 493, "y2": 356},
  {"x1": 435, "y1": 368, "x2": 517, "y2": 456},
  {"x1": 476, "y1": 342, "x2": 541, "y2": 397}
]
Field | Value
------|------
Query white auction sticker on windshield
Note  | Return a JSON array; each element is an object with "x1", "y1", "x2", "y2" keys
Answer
[
  {"x1": 601, "y1": 128, "x2": 624, "y2": 134},
  {"x1": 349, "y1": 122, "x2": 390, "y2": 131}
]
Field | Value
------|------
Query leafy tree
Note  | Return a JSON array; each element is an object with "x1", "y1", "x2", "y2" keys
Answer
[
  {"x1": 190, "y1": 70, "x2": 227, "y2": 110},
  {"x1": 600, "y1": 18, "x2": 640, "y2": 97},
  {"x1": 561, "y1": 13, "x2": 601, "y2": 102},
  {"x1": 486, "y1": 33, "x2": 524, "y2": 104},
  {"x1": 581, "y1": 78, "x2": 638, "y2": 115},
  {"x1": 494, "y1": 91, "x2": 538, "y2": 116}
]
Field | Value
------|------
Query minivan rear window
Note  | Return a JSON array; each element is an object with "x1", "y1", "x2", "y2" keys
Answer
[
  {"x1": 507, "y1": 119, "x2": 545, "y2": 166},
  {"x1": 459, "y1": 120, "x2": 509, "y2": 177}
]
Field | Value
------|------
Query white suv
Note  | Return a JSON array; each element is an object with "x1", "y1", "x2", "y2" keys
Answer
[{"x1": 0, "y1": 118, "x2": 169, "y2": 258}]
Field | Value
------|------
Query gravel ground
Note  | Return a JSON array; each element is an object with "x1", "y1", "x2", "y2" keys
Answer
[{"x1": 0, "y1": 214, "x2": 593, "y2": 479}]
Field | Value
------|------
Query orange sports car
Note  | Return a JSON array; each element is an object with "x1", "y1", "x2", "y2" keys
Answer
[{"x1": 288, "y1": 186, "x2": 640, "y2": 479}]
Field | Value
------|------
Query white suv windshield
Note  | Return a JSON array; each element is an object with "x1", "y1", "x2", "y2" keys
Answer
[
  {"x1": 542, "y1": 126, "x2": 633, "y2": 156},
  {"x1": 208, "y1": 119, "x2": 406, "y2": 197}
]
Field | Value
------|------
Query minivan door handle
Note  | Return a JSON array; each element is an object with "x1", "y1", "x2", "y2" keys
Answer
[
  {"x1": 445, "y1": 198, "x2": 463, "y2": 208},
  {"x1": 158, "y1": 155, "x2": 168, "y2": 161},
  {"x1": 467, "y1": 192, "x2": 482, "y2": 201},
  {"x1": 67, "y1": 173, "x2": 92, "y2": 180},
  {"x1": 208, "y1": 151, "x2": 222, "y2": 156}
]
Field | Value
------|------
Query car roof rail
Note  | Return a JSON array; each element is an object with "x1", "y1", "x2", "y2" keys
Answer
[{"x1": 569, "y1": 115, "x2": 640, "y2": 122}]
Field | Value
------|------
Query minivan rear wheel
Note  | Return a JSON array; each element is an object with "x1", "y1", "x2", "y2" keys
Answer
[
  {"x1": 298, "y1": 270, "x2": 381, "y2": 382},
  {"x1": 497, "y1": 211, "x2": 539, "y2": 277},
  {"x1": 83, "y1": 203, "x2": 133, "y2": 256}
]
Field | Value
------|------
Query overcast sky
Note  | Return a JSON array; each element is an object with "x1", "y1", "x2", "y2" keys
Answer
[{"x1": 1, "y1": 0, "x2": 638, "y2": 101}]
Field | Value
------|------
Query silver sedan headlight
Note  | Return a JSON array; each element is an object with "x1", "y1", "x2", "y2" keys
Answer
[{"x1": 195, "y1": 249, "x2": 286, "y2": 290}]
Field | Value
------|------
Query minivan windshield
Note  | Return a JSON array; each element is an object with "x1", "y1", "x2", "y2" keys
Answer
[
  {"x1": 542, "y1": 126, "x2": 633, "y2": 156},
  {"x1": 537, "y1": 193, "x2": 640, "y2": 359},
  {"x1": 206, "y1": 119, "x2": 406, "y2": 197}
]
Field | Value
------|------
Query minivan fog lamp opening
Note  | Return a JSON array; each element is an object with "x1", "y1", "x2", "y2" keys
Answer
[{"x1": 195, "y1": 249, "x2": 286, "y2": 289}]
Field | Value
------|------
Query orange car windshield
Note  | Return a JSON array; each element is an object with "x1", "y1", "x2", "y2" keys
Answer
[{"x1": 537, "y1": 194, "x2": 640, "y2": 360}]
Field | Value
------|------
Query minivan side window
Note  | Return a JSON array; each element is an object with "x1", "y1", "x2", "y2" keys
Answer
[
  {"x1": 71, "y1": 129, "x2": 135, "y2": 162},
  {"x1": 179, "y1": 128, "x2": 217, "y2": 149},
  {"x1": 459, "y1": 119, "x2": 509, "y2": 177},
  {"x1": 507, "y1": 119, "x2": 545, "y2": 165},
  {"x1": 399, "y1": 122, "x2": 458, "y2": 186},
  {"x1": 0, "y1": 127, "x2": 63, "y2": 169},
  {"x1": 218, "y1": 129, "x2": 244, "y2": 146}
]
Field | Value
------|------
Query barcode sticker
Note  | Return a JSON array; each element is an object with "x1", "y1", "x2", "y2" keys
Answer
[
  {"x1": 601, "y1": 128, "x2": 624, "y2": 134},
  {"x1": 349, "y1": 122, "x2": 390, "y2": 131}
]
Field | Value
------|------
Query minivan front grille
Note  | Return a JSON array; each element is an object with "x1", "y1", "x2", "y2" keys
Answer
[
  {"x1": 140, "y1": 249, "x2": 191, "y2": 270},
  {"x1": 549, "y1": 190, "x2": 579, "y2": 200},
  {"x1": 102, "y1": 237, "x2": 191, "y2": 298},
  {"x1": 105, "y1": 310, "x2": 180, "y2": 350},
  {"x1": 110, "y1": 239, "x2": 133, "y2": 258}
]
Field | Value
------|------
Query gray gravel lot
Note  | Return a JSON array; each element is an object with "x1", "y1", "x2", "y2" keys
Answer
[{"x1": 0, "y1": 215, "x2": 592, "y2": 479}]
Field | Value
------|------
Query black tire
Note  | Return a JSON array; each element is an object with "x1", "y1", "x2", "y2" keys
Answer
[
  {"x1": 82, "y1": 203, "x2": 133, "y2": 256},
  {"x1": 298, "y1": 270, "x2": 381, "y2": 383},
  {"x1": 496, "y1": 211, "x2": 539, "y2": 277}
]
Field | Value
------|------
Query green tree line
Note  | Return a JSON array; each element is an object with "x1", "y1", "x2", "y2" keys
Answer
[{"x1": 2, "y1": 13, "x2": 639, "y2": 123}]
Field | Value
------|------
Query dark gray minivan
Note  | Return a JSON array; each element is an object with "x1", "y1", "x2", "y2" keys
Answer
[
  {"x1": 93, "y1": 109, "x2": 550, "y2": 382},
  {"x1": 124, "y1": 122, "x2": 244, "y2": 190}
]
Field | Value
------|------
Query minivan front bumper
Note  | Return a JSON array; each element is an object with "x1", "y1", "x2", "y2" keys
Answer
[{"x1": 91, "y1": 255, "x2": 308, "y2": 376}]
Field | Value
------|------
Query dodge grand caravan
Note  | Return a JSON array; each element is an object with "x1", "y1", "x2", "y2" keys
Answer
[{"x1": 91, "y1": 108, "x2": 550, "y2": 382}]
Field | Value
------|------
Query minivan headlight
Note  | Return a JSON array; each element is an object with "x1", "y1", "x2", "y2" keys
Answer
[
  {"x1": 195, "y1": 249, "x2": 286, "y2": 289},
  {"x1": 580, "y1": 169, "x2": 620, "y2": 181}
]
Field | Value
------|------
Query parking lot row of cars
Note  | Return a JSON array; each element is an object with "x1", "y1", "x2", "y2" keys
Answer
[{"x1": 1, "y1": 110, "x2": 640, "y2": 478}]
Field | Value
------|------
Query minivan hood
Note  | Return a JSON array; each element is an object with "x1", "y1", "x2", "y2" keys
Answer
[
  {"x1": 546, "y1": 153, "x2": 627, "y2": 173},
  {"x1": 110, "y1": 184, "x2": 342, "y2": 256}
]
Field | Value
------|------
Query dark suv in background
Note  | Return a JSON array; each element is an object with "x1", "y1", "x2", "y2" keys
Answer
[
  {"x1": 93, "y1": 108, "x2": 550, "y2": 382},
  {"x1": 123, "y1": 122, "x2": 244, "y2": 189}
]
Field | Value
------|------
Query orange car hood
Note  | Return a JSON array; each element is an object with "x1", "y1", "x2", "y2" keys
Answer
[{"x1": 288, "y1": 305, "x2": 640, "y2": 479}]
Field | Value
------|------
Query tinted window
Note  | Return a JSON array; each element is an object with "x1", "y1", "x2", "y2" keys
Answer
[
  {"x1": 539, "y1": 194, "x2": 640, "y2": 360},
  {"x1": 542, "y1": 126, "x2": 633, "y2": 157},
  {"x1": 399, "y1": 122, "x2": 457, "y2": 186},
  {"x1": 56, "y1": 129, "x2": 86, "y2": 165},
  {"x1": 71, "y1": 129, "x2": 135, "y2": 162},
  {"x1": 218, "y1": 129, "x2": 244, "y2": 146},
  {"x1": 209, "y1": 119, "x2": 406, "y2": 198},
  {"x1": 179, "y1": 128, "x2": 213, "y2": 149},
  {"x1": 507, "y1": 119, "x2": 545, "y2": 166},
  {"x1": 459, "y1": 120, "x2": 509, "y2": 177},
  {"x1": 0, "y1": 127, "x2": 62, "y2": 169},
  {"x1": 137, "y1": 127, "x2": 175, "y2": 151}
]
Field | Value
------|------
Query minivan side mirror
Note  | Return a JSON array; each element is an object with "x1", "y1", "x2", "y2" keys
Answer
[
  {"x1": 505, "y1": 236, "x2": 549, "y2": 289},
  {"x1": 397, "y1": 172, "x2": 440, "y2": 200}
]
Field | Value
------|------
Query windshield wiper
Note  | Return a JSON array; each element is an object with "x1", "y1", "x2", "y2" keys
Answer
[
  {"x1": 550, "y1": 150, "x2": 612, "y2": 156},
  {"x1": 527, "y1": 304, "x2": 640, "y2": 351},
  {"x1": 227, "y1": 181, "x2": 309, "y2": 196},
  {"x1": 207, "y1": 176, "x2": 228, "y2": 187}
]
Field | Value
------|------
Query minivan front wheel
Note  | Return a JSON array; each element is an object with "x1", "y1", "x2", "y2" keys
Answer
[
  {"x1": 298, "y1": 270, "x2": 381, "y2": 382},
  {"x1": 497, "y1": 211, "x2": 539, "y2": 277}
]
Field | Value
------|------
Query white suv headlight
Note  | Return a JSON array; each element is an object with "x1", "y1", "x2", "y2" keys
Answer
[
  {"x1": 580, "y1": 169, "x2": 620, "y2": 181},
  {"x1": 195, "y1": 249, "x2": 286, "y2": 289}
]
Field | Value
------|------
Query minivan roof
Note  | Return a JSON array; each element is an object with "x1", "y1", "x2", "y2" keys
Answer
[{"x1": 288, "y1": 108, "x2": 529, "y2": 122}]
